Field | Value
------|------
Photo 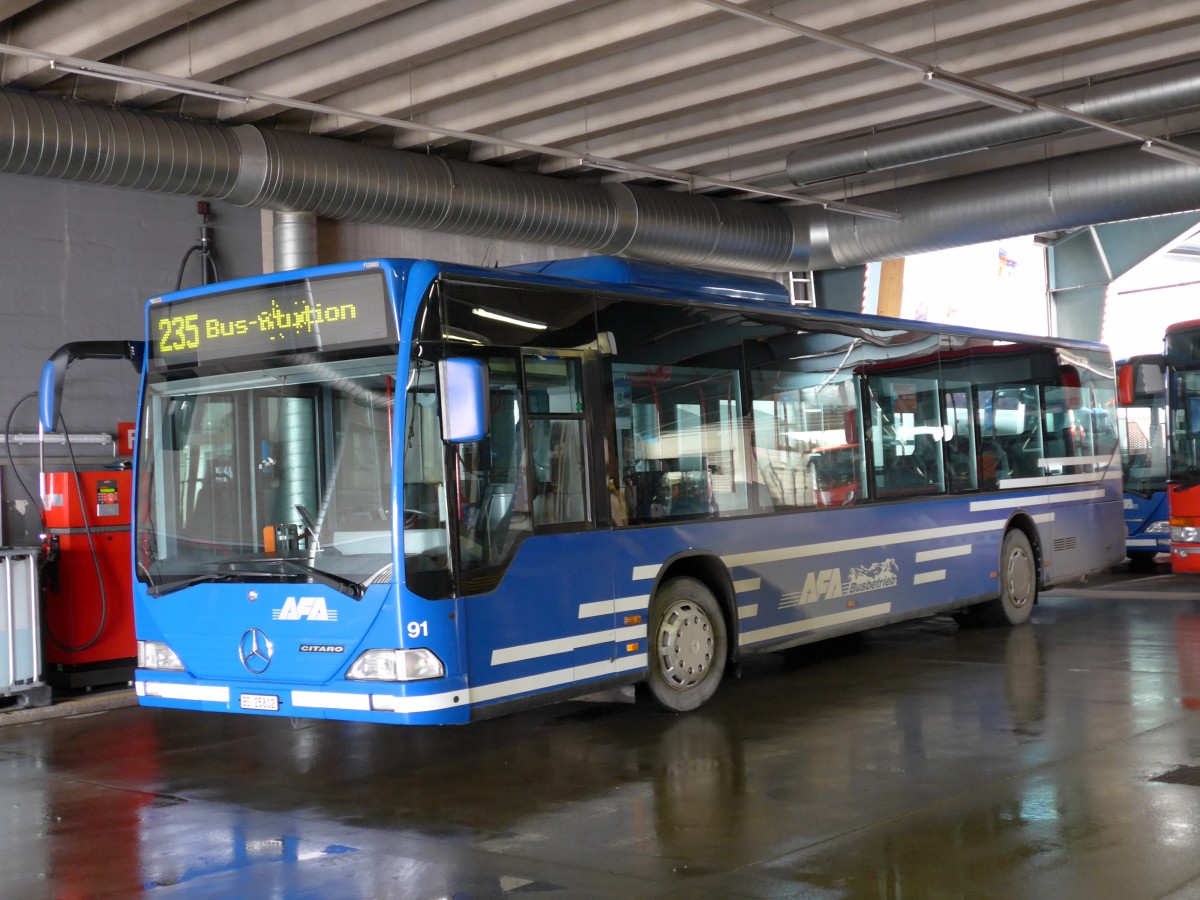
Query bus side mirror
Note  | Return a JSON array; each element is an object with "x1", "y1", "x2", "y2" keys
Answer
[
  {"x1": 439, "y1": 358, "x2": 489, "y2": 443},
  {"x1": 1117, "y1": 363, "x2": 1135, "y2": 407},
  {"x1": 1117, "y1": 355, "x2": 1167, "y2": 406}
]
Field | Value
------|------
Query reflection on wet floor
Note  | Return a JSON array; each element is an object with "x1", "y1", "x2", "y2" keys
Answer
[{"x1": 3, "y1": 578, "x2": 1200, "y2": 898}]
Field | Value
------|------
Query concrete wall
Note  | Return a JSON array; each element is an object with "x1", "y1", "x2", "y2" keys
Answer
[
  {"x1": 0, "y1": 174, "x2": 263, "y2": 544},
  {"x1": 0, "y1": 179, "x2": 584, "y2": 545}
]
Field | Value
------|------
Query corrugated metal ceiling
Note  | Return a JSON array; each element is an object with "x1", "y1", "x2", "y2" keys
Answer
[{"x1": 1, "y1": 0, "x2": 1199, "y2": 220}]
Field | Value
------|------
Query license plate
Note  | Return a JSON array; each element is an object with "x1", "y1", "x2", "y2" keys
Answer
[{"x1": 240, "y1": 693, "x2": 280, "y2": 711}]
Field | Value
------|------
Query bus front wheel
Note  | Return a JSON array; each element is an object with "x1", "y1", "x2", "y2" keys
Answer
[
  {"x1": 642, "y1": 577, "x2": 728, "y2": 713},
  {"x1": 978, "y1": 529, "x2": 1038, "y2": 627}
]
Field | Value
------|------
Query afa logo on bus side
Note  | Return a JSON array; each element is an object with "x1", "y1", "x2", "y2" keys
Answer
[
  {"x1": 781, "y1": 558, "x2": 899, "y2": 608},
  {"x1": 272, "y1": 596, "x2": 339, "y2": 622}
]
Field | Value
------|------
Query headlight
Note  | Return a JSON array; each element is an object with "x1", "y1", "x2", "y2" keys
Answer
[
  {"x1": 138, "y1": 640, "x2": 184, "y2": 671},
  {"x1": 1145, "y1": 520, "x2": 1171, "y2": 534},
  {"x1": 346, "y1": 649, "x2": 445, "y2": 682},
  {"x1": 1172, "y1": 526, "x2": 1200, "y2": 544}
]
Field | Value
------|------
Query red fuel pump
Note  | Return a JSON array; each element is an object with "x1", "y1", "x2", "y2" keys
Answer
[
  {"x1": 40, "y1": 469, "x2": 135, "y2": 689},
  {"x1": 36, "y1": 340, "x2": 144, "y2": 691}
]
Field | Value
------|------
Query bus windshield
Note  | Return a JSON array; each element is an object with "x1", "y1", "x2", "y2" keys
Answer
[
  {"x1": 1118, "y1": 368, "x2": 1168, "y2": 496},
  {"x1": 137, "y1": 356, "x2": 399, "y2": 594}
]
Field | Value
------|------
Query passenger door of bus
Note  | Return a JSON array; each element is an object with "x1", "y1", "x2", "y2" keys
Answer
[
  {"x1": 454, "y1": 351, "x2": 608, "y2": 687},
  {"x1": 523, "y1": 351, "x2": 618, "y2": 681}
]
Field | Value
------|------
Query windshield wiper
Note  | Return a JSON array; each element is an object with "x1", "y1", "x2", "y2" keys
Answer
[
  {"x1": 262, "y1": 557, "x2": 366, "y2": 600},
  {"x1": 144, "y1": 557, "x2": 366, "y2": 600},
  {"x1": 146, "y1": 571, "x2": 239, "y2": 598}
]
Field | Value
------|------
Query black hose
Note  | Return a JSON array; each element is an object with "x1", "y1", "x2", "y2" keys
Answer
[
  {"x1": 44, "y1": 410, "x2": 108, "y2": 654},
  {"x1": 174, "y1": 243, "x2": 202, "y2": 292},
  {"x1": 175, "y1": 239, "x2": 221, "y2": 290},
  {"x1": 5, "y1": 390, "x2": 109, "y2": 653},
  {"x1": 4, "y1": 392, "x2": 41, "y2": 512}
]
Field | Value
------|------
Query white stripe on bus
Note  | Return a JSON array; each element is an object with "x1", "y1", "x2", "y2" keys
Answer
[
  {"x1": 633, "y1": 498, "x2": 1086, "y2": 582},
  {"x1": 578, "y1": 594, "x2": 650, "y2": 619},
  {"x1": 292, "y1": 691, "x2": 370, "y2": 711},
  {"x1": 998, "y1": 473, "x2": 1113, "y2": 489},
  {"x1": 289, "y1": 654, "x2": 654, "y2": 716},
  {"x1": 970, "y1": 489, "x2": 1105, "y2": 511},
  {"x1": 740, "y1": 604, "x2": 892, "y2": 646},
  {"x1": 1036, "y1": 455, "x2": 1113, "y2": 468},
  {"x1": 733, "y1": 577, "x2": 762, "y2": 593},
  {"x1": 737, "y1": 604, "x2": 759, "y2": 620},
  {"x1": 915, "y1": 545, "x2": 972, "y2": 562},
  {"x1": 492, "y1": 624, "x2": 646, "y2": 666},
  {"x1": 722, "y1": 519, "x2": 1009, "y2": 569},
  {"x1": 469, "y1": 655, "x2": 648, "y2": 706},
  {"x1": 913, "y1": 570, "x2": 946, "y2": 585},
  {"x1": 138, "y1": 682, "x2": 229, "y2": 703}
]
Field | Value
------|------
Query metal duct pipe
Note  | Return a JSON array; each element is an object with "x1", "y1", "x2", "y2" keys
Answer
[
  {"x1": 787, "y1": 61, "x2": 1200, "y2": 185},
  {"x1": 4, "y1": 86, "x2": 1200, "y2": 275},
  {"x1": 226, "y1": 126, "x2": 799, "y2": 271},
  {"x1": 273, "y1": 210, "x2": 318, "y2": 271},
  {"x1": 0, "y1": 88, "x2": 240, "y2": 195},
  {"x1": 273, "y1": 397, "x2": 318, "y2": 533},
  {"x1": 0, "y1": 89, "x2": 798, "y2": 271},
  {"x1": 791, "y1": 137, "x2": 1200, "y2": 270}
]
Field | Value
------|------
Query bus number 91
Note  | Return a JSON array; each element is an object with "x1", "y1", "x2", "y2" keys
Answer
[{"x1": 407, "y1": 621, "x2": 429, "y2": 639}]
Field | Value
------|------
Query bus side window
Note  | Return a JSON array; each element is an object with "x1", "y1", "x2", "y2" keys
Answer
[
  {"x1": 943, "y1": 385, "x2": 977, "y2": 491},
  {"x1": 611, "y1": 362, "x2": 746, "y2": 523},
  {"x1": 868, "y1": 374, "x2": 945, "y2": 497},
  {"x1": 525, "y1": 355, "x2": 588, "y2": 528},
  {"x1": 456, "y1": 359, "x2": 533, "y2": 591},
  {"x1": 748, "y1": 333, "x2": 863, "y2": 511}
]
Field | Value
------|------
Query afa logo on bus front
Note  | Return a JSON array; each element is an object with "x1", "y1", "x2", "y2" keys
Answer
[{"x1": 272, "y1": 597, "x2": 339, "y2": 622}]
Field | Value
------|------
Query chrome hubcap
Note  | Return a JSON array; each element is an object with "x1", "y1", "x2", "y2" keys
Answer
[{"x1": 656, "y1": 600, "x2": 714, "y2": 690}]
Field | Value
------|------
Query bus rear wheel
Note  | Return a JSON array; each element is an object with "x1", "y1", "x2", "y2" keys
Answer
[
  {"x1": 642, "y1": 577, "x2": 728, "y2": 713},
  {"x1": 977, "y1": 529, "x2": 1038, "y2": 627}
]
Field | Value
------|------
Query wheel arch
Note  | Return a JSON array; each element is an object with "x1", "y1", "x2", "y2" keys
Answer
[
  {"x1": 647, "y1": 551, "x2": 740, "y2": 664},
  {"x1": 1004, "y1": 511, "x2": 1045, "y2": 592}
]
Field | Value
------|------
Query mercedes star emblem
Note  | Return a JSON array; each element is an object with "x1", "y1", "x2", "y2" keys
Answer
[{"x1": 239, "y1": 628, "x2": 273, "y2": 674}]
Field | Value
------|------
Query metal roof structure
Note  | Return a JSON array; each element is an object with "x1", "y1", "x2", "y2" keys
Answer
[
  {"x1": 1, "y1": 1, "x2": 1196, "y2": 205},
  {"x1": 2, "y1": 0, "x2": 1200, "y2": 272}
]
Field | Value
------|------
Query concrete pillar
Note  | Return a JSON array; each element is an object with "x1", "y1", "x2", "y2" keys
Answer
[{"x1": 876, "y1": 258, "x2": 905, "y2": 317}]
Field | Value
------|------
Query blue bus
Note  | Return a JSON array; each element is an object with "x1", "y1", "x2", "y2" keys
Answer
[
  {"x1": 56, "y1": 257, "x2": 1124, "y2": 724},
  {"x1": 1115, "y1": 355, "x2": 1170, "y2": 569}
]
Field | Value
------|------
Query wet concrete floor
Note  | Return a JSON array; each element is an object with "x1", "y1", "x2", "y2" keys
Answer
[{"x1": 3, "y1": 566, "x2": 1200, "y2": 899}]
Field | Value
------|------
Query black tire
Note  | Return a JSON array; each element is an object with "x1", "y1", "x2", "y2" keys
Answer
[
  {"x1": 641, "y1": 577, "x2": 728, "y2": 712},
  {"x1": 976, "y1": 529, "x2": 1038, "y2": 627}
]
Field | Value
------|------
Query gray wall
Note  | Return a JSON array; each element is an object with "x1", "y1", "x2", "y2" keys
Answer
[
  {"x1": 0, "y1": 173, "x2": 262, "y2": 544},
  {"x1": 0, "y1": 178, "x2": 760, "y2": 545}
]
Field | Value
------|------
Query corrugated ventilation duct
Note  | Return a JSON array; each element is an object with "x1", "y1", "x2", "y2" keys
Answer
[
  {"x1": 2, "y1": 87, "x2": 1200, "y2": 272},
  {"x1": 0, "y1": 88, "x2": 240, "y2": 195},
  {"x1": 787, "y1": 61, "x2": 1200, "y2": 185},
  {"x1": 789, "y1": 139, "x2": 1200, "y2": 270}
]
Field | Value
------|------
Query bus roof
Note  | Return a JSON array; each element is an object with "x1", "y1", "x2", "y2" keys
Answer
[
  {"x1": 152, "y1": 256, "x2": 1113, "y2": 356},
  {"x1": 503, "y1": 256, "x2": 791, "y2": 304}
]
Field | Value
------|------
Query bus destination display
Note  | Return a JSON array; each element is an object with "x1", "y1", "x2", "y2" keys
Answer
[{"x1": 148, "y1": 271, "x2": 393, "y2": 368}]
